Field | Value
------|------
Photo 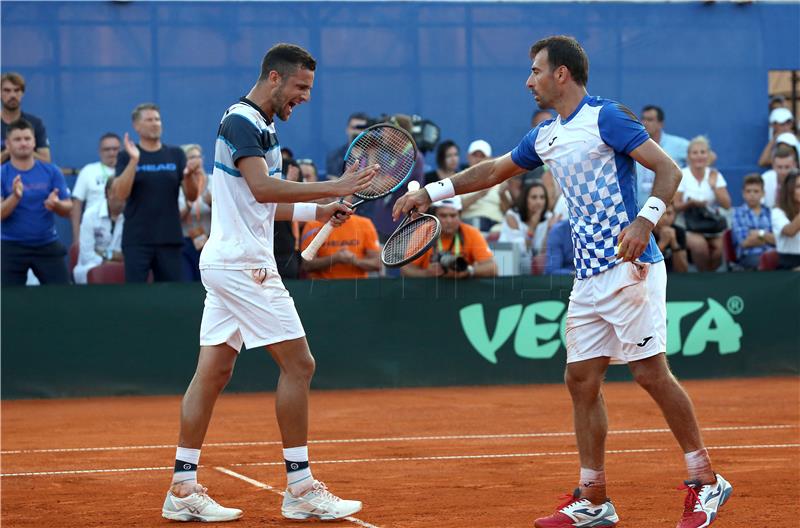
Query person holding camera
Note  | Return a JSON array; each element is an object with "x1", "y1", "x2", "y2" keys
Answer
[{"x1": 401, "y1": 196, "x2": 497, "y2": 278}]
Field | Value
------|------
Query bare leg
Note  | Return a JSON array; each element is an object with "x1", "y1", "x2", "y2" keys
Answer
[
  {"x1": 266, "y1": 336, "x2": 316, "y2": 448},
  {"x1": 628, "y1": 353, "x2": 715, "y2": 483},
  {"x1": 565, "y1": 356, "x2": 611, "y2": 505},
  {"x1": 708, "y1": 236, "x2": 723, "y2": 271},
  {"x1": 685, "y1": 232, "x2": 710, "y2": 271},
  {"x1": 172, "y1": 343, "x2": 238, "y2": 495}
]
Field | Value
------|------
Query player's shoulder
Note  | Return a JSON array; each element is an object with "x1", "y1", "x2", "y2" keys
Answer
[
  {"x1": 591, "y1": 96, "x2": 639, "y2": 122},
  {"x1": 223, "y1": 101, "x2": 267, "y2": 130}
]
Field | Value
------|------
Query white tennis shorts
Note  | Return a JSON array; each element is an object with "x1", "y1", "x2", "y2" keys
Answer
[
  {"x1": 565, "y1": 260, "x2": 667, "y2": 364},
  {"x1": 199, "y1": 268, "x2": 305, "y2": 351}
]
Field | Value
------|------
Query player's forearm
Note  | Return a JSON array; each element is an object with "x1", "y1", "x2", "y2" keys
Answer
[
  {"x1": 452, "y1": 160, "x2": 505, "y2": 196},
  {"x1": 248, "y1": 176, "x2": 341, "y2": 204},
  {"x1": 113, "y1": 160, "x2": 138, "y2": 200},
  {"x1": 649, "y1": 158, "x2": 682, "y2": 206},
  {"x1": 0, "y1": 194, "x2": 20, "y2": 220}
]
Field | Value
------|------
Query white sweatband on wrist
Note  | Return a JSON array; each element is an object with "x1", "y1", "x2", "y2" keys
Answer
[
  {"x1": 637, "y1": 196, "x2": 667, "y2": 226},
  {"x1": 292, "y1": 203, "x2": 317, "y2": 222},
  {"x1": 424, "y1": 178, "x2": 456, "y2": 203}
]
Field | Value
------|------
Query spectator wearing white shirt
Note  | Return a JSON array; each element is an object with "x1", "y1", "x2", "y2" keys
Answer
[
  {"x1": 499, "y1": 181, "x2": 558, "y2": 274},
  {"x1": 771, "y1": 169, "x2": 800, "y2": 270},
  {"x1": 74, "y1": 178, "x2": 124, "y2": 284},
  {"x1": 761, "y1": 144, "x2": 798, "y2": 209},
  {"x1": 460, "y1": 139, "x2": 505, "y2": 232},
  {"x1": 69, "y1": 132, "x2": 121, "y2": 244},
  {"x1": 673, "y1": 136, "x2": 732, "y2": 272},
  {"x1": 758, "y1": 107, "x2": 797, "y2": 168},
  {"x1": 179, "y1": 143, "x2": 210, "y2": 282}
]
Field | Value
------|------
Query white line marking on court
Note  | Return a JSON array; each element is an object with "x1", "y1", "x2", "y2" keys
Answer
[
  {"x1": 2, "y1": 424, "x2": 795, "y2": 454},
  {"x1": 213, "y1": 466, "x2": 380, "y2": 528},
  {"x1": 2, "y1": 443, "x2": 797, "y2": 477}
]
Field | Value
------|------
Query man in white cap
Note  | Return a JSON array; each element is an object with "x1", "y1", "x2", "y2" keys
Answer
[
  {"x1": 401, "y1": 195, "x2": 497, "y2": 278},
  {"x1": 759, "y1": 107, "x2": 796, "y2": 167},
  {"x1": 461, "y1": 139, "x2": 505, "y2": 231}
]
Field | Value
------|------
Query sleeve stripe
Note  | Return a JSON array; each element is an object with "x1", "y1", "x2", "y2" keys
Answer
[{"x1": 214, "y1": 161, "x2": 242, "y2": 178}]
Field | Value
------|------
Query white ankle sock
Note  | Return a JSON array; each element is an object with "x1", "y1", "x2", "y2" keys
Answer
[
  {"x1": 685, "y1": 448, "x2": 713, "y2": 482},
  {"x1": 284, "y1": 446, "x2": 313, "y2": 492},
  {"x1": 579, "y1": 467, "x2": 606, "y2": 503},
  {"x1": 173, "y1": 447, "x2": 201, "y2": 487}
]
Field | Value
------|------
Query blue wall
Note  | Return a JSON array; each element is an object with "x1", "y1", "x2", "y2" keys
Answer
[{"x1": 2, "y1": 1, "x2": 799, "y2": 203}]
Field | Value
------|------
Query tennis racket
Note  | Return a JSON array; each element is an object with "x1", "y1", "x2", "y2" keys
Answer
[
  {"x1": 301, "y1": 123, "x2": 417, "y2": 261},
  {"x1": 381, "y1": 182, "x2": 442, "y2": 268}
]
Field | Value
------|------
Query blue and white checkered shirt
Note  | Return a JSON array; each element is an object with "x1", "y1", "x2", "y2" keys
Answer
[
  {"x1": 512, "y1": 95, "x2": 663, "y2": 279},
  {"x1": 731, "y1": 204, "x2": 773, "y2": 259}
]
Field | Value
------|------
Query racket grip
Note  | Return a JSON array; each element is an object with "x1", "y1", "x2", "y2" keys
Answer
[{"x1": 301, "y1": 221, "x2": 335, "y2": 261}]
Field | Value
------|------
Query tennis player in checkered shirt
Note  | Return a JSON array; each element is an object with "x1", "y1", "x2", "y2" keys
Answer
[
  {"x1": 395, "y1": 35, "x2": 731, "y2": 528},
  {"x1": 161, "y1": 44, "x2": 378, "y2": 523}
]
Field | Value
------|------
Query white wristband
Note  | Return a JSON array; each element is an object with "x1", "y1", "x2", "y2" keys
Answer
[
  {"x1": 424, "y1": 178, "x2": 455, "y2": 203},
  {"x1": 292, "y1": 203, "x2": 317, "y2": 222},
  {"x1": 637, "y1": 196, "x2": 667, "y2": 226}
]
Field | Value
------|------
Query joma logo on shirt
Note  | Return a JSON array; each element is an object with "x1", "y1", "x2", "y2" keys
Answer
[{"x1": 137, "y1": 163, "x2": 177, "y2": 172}]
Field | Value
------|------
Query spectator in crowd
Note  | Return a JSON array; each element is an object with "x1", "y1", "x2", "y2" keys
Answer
[
  {"x1": 178, "y1": 144, "x2": 211, "y2": 282},
  {"x1": 673, "y1": 136, "x2": 731, "y2": 272},
  {"x1": 771, "y1": 169, "x2": 800, "y2": 270},
  {"x1": 762, "y1": 144, "x2": 798, "y2": 209},
  {"x1": 653, "y1": 203, "x2": 688, "y2": 272},
  {"x1": 543, "y1": 218, "x2": 574, "y2": 276},
  {"x1": 1, "y1": 72, "x2": 50, "y2": 163},
  {"x1": 112, "y1": 103, "x2": 202, "y2": 283},
  {"x1": 70, "y1": 132, "x2": 121, "y2": 244},
  {"x1": 359, "y1": 114, "x2": 426, "y2": 242},
  {"x1": 499, "y1": 181, "x2": 558, "y2": 274},
  {"x1": 460, "y1": 140, "x2": 505, "y2": 232},
  {"x1": 326, "y1": 112, "x2": 368, "y2": 178},
  {"x1": 402, "y1": 197, "x2": 497, "y2": 278},
  {"x1": 731, "y1": 174, "x2": 775, "y2": 270},
  {"x1": 531, "y1": 109, "x2": 554, "y2": 128},
  {"x1": 424, "y1": 139, "x2": 460, "y2": 186},
  {"x1": 769, "y1": 94, "x2": 787, "y2": 112},
  {"x1": 300, "y1": 196, "x2": 380, "y2": 280},
  {"x1": 274, "y1": 158, "x2": 303, "y2": 279},
  {"x1": 0, "y1": 119, "x2": 72, "y2": 285},
  {"x1": 637, "y1": 105, "x2": 689, "y2": 207},
  {"x1": 774, "y1": 131, "x2": 800, "y2": 164},
  {"x1": 74, "y1": 179, "x2": 125, "y2": 284},
  {"x1": 758, "y1": 107, "x2": 797, "y2": 167},
  {"x1": 297, "y1": 158, "x2": 319, "y2": 183},
  {"x1": 280, "y1": 147, "x2": 294, "y2": 166}
]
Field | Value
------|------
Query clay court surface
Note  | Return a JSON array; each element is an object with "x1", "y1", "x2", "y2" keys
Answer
[{"x1": 2, "y1": 376, "x2": 798, "y2": 527}]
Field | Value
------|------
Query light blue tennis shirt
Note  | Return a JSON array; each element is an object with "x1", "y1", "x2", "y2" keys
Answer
[{"x1": 511, "y1": 95, "x2": 663, "y2": 279}]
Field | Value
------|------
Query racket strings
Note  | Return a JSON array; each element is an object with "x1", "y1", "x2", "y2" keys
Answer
[
  {"x1": 383, "y1": 216, "x2": 440, "y2": 266},
  {"x1": 347, "y1": 128, "x2": 416, "y2": 199}
]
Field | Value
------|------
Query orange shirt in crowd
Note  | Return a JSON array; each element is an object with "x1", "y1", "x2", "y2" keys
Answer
[
  {"x1": 300, "y1": 215, "x2": 379, "y2": 279},
  {"x1": 413, "y1": 222, "x2": 493, "y2": 268}
]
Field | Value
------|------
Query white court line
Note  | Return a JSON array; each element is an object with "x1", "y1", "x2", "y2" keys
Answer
[
  {"x1": 2, "y1": 443, "x2": 798, "y2": 477},
  {"x1": 2, "y1": 424, "x2": 795, "y2": 455},
  {"x1": 213, "y1": 466, "x2": 380, "y2": 528}
]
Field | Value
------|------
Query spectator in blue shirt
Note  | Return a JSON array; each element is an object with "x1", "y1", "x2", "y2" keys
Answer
[
  {"x1": 1, "y1": 119, "x2": 72, "y2": 285},
  {"x1": 1, "y1": 72, "x2": 51, "y2": 164},
  {"x1": 543, "y1": 218, "x2": 574, "y2": 275},
  {"x1": 636, "y1": 105, "x2": 690, "y2": 208},
  {"x1": 731, "y1": 174, "x2": 775, "y2": 270}
]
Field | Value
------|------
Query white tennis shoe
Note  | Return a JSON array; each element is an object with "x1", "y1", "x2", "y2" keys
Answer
[
  {"x1": 162, "y1": 487, "x2": 243, "y2": 522},
  {"x1": 281, "y1": 480, "x2": 362, "y2": 520}
]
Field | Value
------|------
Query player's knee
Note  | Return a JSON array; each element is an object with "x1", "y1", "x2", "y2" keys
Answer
[
  {"x1": 565, "y1": 369, "x2": 602, "y2": 398},
  {"x1": 288, "y1": 354, "x2": 316, "y2": 383},
  {"x1": 632, "y1": 368, "x2": 673, "y2": 392},
  {"x1": 207, "y1": 364, "x2": 235, "y2": 391}
]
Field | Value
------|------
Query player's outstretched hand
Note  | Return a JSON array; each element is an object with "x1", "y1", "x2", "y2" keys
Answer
[
  {"x1": 332, "y1": 163, "x2": 379, "y2": 197},
  {"x1": 317, "y1": 201, "x2": 353, "y2": 226},
  {"x1": 392, "y1": 189, "x2": 432, "y2": 221},
  {"x1": 617, "y1": 216, "x2": 653, "y2": 262}
]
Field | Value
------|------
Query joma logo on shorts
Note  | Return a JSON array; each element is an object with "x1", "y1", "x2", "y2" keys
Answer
[{"x1": 459, "y1": 299, "x2": 743, "y2": 364}]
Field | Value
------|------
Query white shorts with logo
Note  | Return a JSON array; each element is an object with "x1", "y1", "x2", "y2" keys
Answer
[
  {"x1": 565, "y1": 260, "x2": 667, "y2": 364},
  {"x1": 199, "y1": 268, "x2": 306, "y2": 351}
]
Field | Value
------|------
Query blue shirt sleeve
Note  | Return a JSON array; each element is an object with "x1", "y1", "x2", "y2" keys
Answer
[
  {"x1": 730, "y1": 206, "x2": 751, "y2": 250},
  {"x1": 1, "y1": 164, "x2": 10, "y2": 199},
  {"x1": 219, "y1": 113, "x2": 265, "y2": 165},
  {"x1": 510, "y1": 127, "x2": 544, "y2": 170},
  {"x1": 598, "y1": 102, "x2": 649, "y2": 155}
]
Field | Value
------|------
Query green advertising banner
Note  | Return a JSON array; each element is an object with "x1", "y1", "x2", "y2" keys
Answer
[{"x1": 2, "y1": 272, "x2": 798, "y2": 398}]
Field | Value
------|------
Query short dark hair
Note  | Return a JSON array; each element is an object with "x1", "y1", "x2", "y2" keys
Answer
[
  {"x1": 435, "y1": 139, "x2": 459, "y2": 170},
  {"x1": 642, "y1": 105, "x2": 665, "y2": 122},
  {"x1": 742, "y1": 173, "x2": 764, "y2": 189},
  {"x1": 259, "y1": 43, "x2": 316, "y2": 81},
  {"x1": 99, "y1": 132, "x2": 121, "y2": 144},
  {"x1": 348, "y1": 112, "x2": 369, "y2": 123},
  {"x1": 774, "y1": 144, "x2": 797, "y2": 160},
  {"x1": 529, "y1": 35, "x2": 589, "y2": 87},
  {"x1": 1, "y1": 72, "x2": 25, "y2": 91},
  {"x1": 5, "y1": 118, "x2": 34, "y2": 138},
  {"x1": 132, "y1": 102, "x2": 159, "y2": 122}
]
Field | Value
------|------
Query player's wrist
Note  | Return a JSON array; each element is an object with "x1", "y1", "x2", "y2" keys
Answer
[
  {"x1": 293, "y1": 202, "x2": 318, "y2": 222},
  {"x1": 424, "y1": 178, "x2": 455, "y2": 203},
  {"x1": 637, "y1": 196, "x2": 666, "y2": 226}
]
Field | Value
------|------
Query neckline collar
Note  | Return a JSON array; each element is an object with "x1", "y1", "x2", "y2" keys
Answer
[
  {"x1": 560, "y1": 94, "x2": 591, "y2": 125},
  {"x1": 239, "y1": 97, "x2": 272, "y2": 124}
]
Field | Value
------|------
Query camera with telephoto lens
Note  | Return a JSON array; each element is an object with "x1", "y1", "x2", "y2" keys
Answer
[
  {"x1": 435, "y1": 252, "x2": 469, "y2": 273},
  {"x1": 356, "y1": 114, "x2": 441, "y2": 153}
]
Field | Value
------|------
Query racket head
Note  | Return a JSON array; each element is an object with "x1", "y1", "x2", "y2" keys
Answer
[
  {"x1": 381, "y1": 213, "x2": 441, "y2": 268},
  {"x1": 344, "y1": 123, "x2": 417, "y2": 201}
]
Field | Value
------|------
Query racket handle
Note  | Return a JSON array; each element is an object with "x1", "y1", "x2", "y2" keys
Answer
[{"x1": 301, "y1": 221, "x2": 335, "y2": 261}]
